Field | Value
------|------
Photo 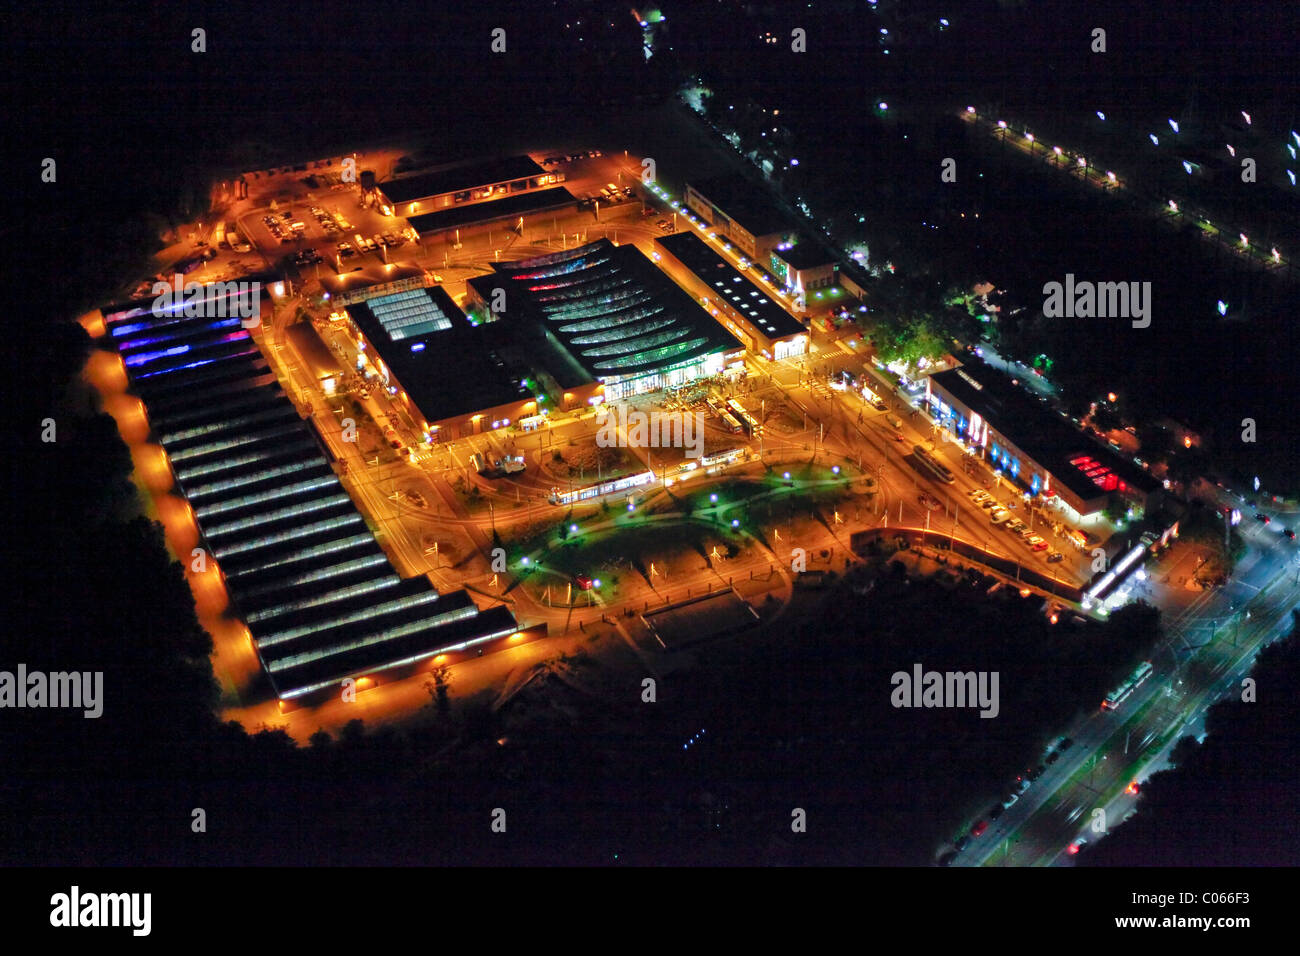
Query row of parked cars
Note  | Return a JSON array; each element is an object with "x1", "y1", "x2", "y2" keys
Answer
[
  {"x1": 309, "y1": 205, "x2": 352, "y2": 237},
  {"x1": 939, "y1": 737, "x2": 1076, "y2": 865},
  {"x1": 290, "y1": 248, "x2": 323, "y2": 267},
  {"x1": 540, "y1": 149, "x2": 601, "y2": 165},
  {"x1": 263, "y1": 211, "x2": 305, "y2": 245},
  {"x1": 968, "y1": 488, "x2": 1064, "y2": 562}
]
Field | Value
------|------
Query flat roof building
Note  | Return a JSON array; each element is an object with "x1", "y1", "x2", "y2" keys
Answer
[
  {"x1": 769, "y1": 236, "x2": 839, "y2": 299},
  {"x1": 101, "y1": 282, "x2": 524, "y2": 702},
  {"x1": 341, "y1": 286, "x2": 545, "y2": 439},
  {"x1": 378, "y1": 155, "x2": 557, "y2": 218},
  {"x1": 653, "y1": 231, "x2": 808, "y2": 361},
  {"x1": 406, "y1": 186, "x2": 577, "y2": 236},
  {"x1": 926, "y1": 358, "x2": 1163, "y2": 523},
  {"x1": 466, "y1": 239, "x2": 745, "y2": 402},
  {"x1": 320, "y1": 263, "x2": 434, "y2": 306},
  {"x1": 684, "y1": 174, "x2": 797, "y2": 261}
]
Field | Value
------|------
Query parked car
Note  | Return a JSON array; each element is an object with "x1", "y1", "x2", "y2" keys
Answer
[{"x1": 970, "y1": 820, "x2": 988, "y2": 837}]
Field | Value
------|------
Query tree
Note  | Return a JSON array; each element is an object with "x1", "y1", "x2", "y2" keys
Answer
[{"x1": 426, "y1": 665, "x2": 452, "y2": 718}]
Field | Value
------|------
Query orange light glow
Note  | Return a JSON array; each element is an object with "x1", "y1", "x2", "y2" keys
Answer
[
  {"x1": 130, "y1": 443, "x2": 175, "y2": 493},
  {"x1": 83, "y1": 349, "x2": 130, "y2": 395},
  {"x1": 187, "y1": 558, "x2": 230, "y2": 616},
  {"x1": 78, "y1": 310, "x2": 107, "y2": 339},
  {"x1": 156, "y1": 493, "x2": 201, "y2": 555}
]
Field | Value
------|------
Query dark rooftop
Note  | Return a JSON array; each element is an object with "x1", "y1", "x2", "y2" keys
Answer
[
  {"x1": 772, "y1": 237, "x2": 837, "y2": 271},
  {"x1": 656, "y1": 231, "x2": 806, "y2": 340},
  {"x1": 686, "y1": 174, "x2": 795, "y2": 237},
  {"x1": 346, "y1": 286, "x2": 532, "y2": 423},
  {"x1": 406, "y1": 187, "x2": 576, "y2": 234},
  {"x1": 472, "y1": 239, "x2": 743, "y2": 385},
  {"x1": 929, "y1": 358, "x2": 1162, "y2": 502},
  {"x1": 379, "y1": 155, "x2": 545, "y2": 205}
]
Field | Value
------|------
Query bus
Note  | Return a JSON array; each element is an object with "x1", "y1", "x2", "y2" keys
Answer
[
  {"x1": 718, "y1": 410, "x2": 744, "y2": 433},
  {"x1": 1103, "y1": 661, "x2": 1154, "y2": 710},
  {"x1": 706, "y1": 398, "x2": 742, "y2": 433},
  {"x1": 726, "y1": 399, "x2": 761, "y2": 436},
  {"x1": 912, "y1": 444, "x2": 956, "y2": 484}
]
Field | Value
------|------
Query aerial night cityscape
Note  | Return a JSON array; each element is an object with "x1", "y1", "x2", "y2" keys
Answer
[{"x1": 4, "y1": 0, "x2": 1296, "y2": 935}]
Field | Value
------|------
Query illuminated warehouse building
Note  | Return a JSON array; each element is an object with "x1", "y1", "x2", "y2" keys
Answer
[
  {"x1": 376, "y1": 154, "x2": 560, "y2": 218},
  {"x1": 465, "y1": 239, "x2": 745, "y2": 402},
  {"x1": 684, "y1": 174, "x2": 796, "y2": 262},
  {"x1": 652, "y1": 231, "x2": 808, "y2": 361},
  {"x1": 98, "y1": 284, "x2": 527, "y2": 703},
  {"x1": 338, "y1": 285, "x2": 552, "y2": 440},
  {"x1": 925, "y1": 358, "x2": 1163, "y2": 524}
]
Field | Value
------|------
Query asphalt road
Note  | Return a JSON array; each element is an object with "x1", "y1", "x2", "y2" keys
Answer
[{"x1": 957, "y1": 488, "x2": 1300, "y2": 866}]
